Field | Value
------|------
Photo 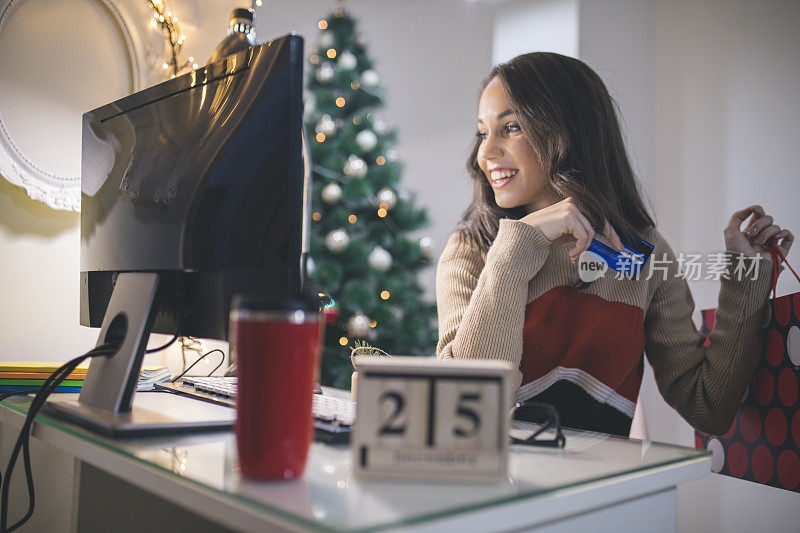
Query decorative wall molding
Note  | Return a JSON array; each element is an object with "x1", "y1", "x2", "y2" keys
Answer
[{"x1": 0, "y1": 0, "x2": 146, "y2": 211}]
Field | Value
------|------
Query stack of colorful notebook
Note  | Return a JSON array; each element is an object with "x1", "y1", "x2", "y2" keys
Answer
[
  {"x1": 0, "y1": 362, "x2": 171, "y2": 393},
  {"x1": 0, "y1": 362, "x2": 89, "y2": 393}
]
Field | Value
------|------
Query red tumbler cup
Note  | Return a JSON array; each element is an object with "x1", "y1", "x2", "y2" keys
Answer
[{"x1": 230, "y1": 295, "x2": 323, "y2": 480}]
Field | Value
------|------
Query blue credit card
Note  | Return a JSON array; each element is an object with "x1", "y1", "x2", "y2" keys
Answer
[{"x1": 586, "y1": 233, "x2": 654, "y2": 279}]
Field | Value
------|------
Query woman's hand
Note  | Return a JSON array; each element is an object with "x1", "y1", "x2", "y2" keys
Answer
[
  {"x1": 519, "y1": 197, "x2": 625, "y2": 262},
  {"x1": 725, "y1": 205, "x2": 794, "y2": 259}
]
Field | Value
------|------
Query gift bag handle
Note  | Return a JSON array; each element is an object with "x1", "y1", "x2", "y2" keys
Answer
[{"x1": 769, "y1": 243, "x2": 800, "y2": 299}]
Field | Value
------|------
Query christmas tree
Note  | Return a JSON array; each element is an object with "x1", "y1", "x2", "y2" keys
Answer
[{"x1": 305, "y1": 8, "x2": 438, "y2": 389}]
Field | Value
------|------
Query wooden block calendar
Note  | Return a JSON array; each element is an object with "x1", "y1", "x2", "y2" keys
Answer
[{"x1": 352, "y1": 356, "x2": 513, "y2": 481}]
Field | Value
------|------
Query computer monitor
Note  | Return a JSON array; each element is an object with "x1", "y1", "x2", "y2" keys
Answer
[{"x1": 46, "y1": 34, "x2": 308, "y2": 436}]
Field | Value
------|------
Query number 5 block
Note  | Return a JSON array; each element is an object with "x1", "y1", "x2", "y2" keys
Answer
[{"x1": 352, "y1": 356, "x2": 513, "y2": 481}]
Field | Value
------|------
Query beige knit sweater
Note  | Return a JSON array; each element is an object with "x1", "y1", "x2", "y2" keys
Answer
[{"x1": 436, "y1": 219, "x2": 772, "y2": 435}]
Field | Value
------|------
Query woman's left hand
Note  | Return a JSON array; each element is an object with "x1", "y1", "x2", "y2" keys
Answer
[{"x1": 725, "y1": 205, "x2": 794, "y2": 260}]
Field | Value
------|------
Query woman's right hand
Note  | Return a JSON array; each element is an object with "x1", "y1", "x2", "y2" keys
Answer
[{"x1": 519, "y1": 197, "x2": 625, "y2": 262}]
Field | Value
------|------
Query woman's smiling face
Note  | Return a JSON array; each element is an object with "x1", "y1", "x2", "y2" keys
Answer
[{"x1": 476, "y1": 77, "x2": 559, "y2": 213}]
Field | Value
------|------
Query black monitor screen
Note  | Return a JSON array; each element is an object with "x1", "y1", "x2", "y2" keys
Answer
[{"x1": 79, "y1": 35, "x2": 306, "y2": 340}]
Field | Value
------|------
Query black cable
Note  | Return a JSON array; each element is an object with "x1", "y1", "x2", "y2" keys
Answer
[
  {"x1": 170, "y1": 349, "x2": 226, "y2": 383},
  {"x1": 0, "y1": 342, "x2": 120, "y2": 532},
  {"x1": 207, "y1": 350, "x2": 226, "y2": 377},
  {"x1": 145, "y1": 334, "x2": 179, "y2": 353},
  {"x1": 3, "y1": 346, "x2": 117, "y2": 532},
  {"x1": 1, "y1": 350, "x2": 108, "y2": 532},
  {"x1": 0, "y1": 390, "x2": 40, "y2": 403},
  {"x1": 0, "y1": 389, "x2": 40, "y2": 530}
]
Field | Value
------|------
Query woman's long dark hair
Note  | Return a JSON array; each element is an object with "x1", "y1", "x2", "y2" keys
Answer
[{"x1": 459, "y1": 52, "x2": 655, "y2": 250}]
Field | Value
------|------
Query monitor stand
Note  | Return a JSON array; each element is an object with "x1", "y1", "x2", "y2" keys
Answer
[{"x1": 45, "y1": 272, "x2": 234, "y2": 438}]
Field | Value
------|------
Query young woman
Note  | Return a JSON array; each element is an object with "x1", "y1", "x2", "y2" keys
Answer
[{"x1": 436, "y1": 52, "x2": 794, "y2": 437}]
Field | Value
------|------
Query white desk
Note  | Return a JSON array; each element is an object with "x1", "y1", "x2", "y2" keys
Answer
[{"x1": 0, "y1": 392, "x2": 709, "y2": 532}]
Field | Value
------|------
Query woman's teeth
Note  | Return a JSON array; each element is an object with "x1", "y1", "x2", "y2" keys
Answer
[{"x1": 490, "y1": 169, "x2": 518, "y2": 187}]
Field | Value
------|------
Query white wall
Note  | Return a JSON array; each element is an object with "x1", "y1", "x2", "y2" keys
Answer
[
  {"x1": 492, "y1": 0, "x2": 579, "y2": 63},
  {"x1": 574, "y1": 0, "x2": 800, "y2": 530},
  {"x1": 651, "y1": 1, "x2": 800, "y2": 531}
]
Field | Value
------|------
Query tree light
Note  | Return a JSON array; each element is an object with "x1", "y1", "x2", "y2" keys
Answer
[
  {"x1": 327, "y1": 48, "x2": 337, "y2": 59},
  {"x1": 348, "y1": 215, "x2": 357, "y2": 224},
  {"x1": 336, "y1": 97, "x2": 346, "y2": 107},
  {"x1": 316, "y1": 133, "x2": 326, "y2": 143},
  {"x1": 380, "y1": 291, "x2": 390, "y2": 300},
  {"x1": 312, "y1": 212, "x2": 322, "y2": 221},
  {"x1": 377, "y1": 208, "x2": 387, "y2": 218},
  {"x1": 339, "y1": 337, "x2": 349, "y2": 346},
  {"x1": 376, "y1": 156, "x2": 386, "y2": 165},
  {"x1": 318, "y1": 20, "x2": 328, "y2": 29}
]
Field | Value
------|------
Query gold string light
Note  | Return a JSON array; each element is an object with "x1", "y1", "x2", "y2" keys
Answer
[
  {"x1": 351, "y1": 81, "x2": 360, "y2": 90},
  {"x1": 147, "y1": 0, "x2": 191, "y2": 78},
  {"x1": 336, "y1": 97, "x2": 346, "y2": 107},
  {"x1": 376, "y1": 156, "x2": 386, "y2": 165},
  {"x1": 310, "y1": 54, "x2": 319, "y2": 64},
  {"x1": 339, "y1": 336, "x2": 349, "y2": 346},
  {"x1": 316, "y1": 133, "x2": 326, "y2": 143},
  {"x1": 348, "y1": 214, "x2": 357, "y2": 223},
  {"x1": 327, "y1": 48, "x2": 337, "y2": 59},
  {"x1": 312, "y1": 212, "x2": 322, "y2": 221},
  {"x1": 377, "y1": 207, "x2": 388, "y2": 218},
  {"x1": 380, "y1": 290, "x2": 390, "y2": 300},
  {"x1": 318, "y1": 19, "x2": 328, "y2": 29}
]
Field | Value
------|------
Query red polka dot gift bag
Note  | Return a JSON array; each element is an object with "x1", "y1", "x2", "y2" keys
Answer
[{"x1": 696, "y1": 244, "x2": 800, "y2": 492}]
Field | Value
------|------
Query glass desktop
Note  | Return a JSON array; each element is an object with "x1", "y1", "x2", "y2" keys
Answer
[{"x1": 1, "y1": 393, "x2": 709, "y2": 532}]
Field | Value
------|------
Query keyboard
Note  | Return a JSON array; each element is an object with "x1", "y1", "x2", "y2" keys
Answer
[{"x1": 154, "y1": 376, "x2": 355, "y2": 443}]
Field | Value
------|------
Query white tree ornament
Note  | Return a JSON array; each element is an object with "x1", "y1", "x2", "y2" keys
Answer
[
  {"x1": 325, "y1": 228, "x2": 350, "y2": 253},
  {"x1": 360, "y1": 69, "x2": 380, "y2": 87},
  {"x1": 316, "y1": 114, "x2": 336, "y2": 136},
  {"x1": 343, "y1": 155, "x2": 367, "y2": 179},
  {"x1": 368, "y1": 246, "x2": 392, "y2": 272},
  {"x1": 346, "y1": 312, "x2": 371, "y2": 337},
  {"x1": 337, "y1": 50, "x2": 357, "y2": 70},
  {"x1": 321, "y1": 182, "x2": 343, "y2": 204},
  {"x1": 376, "y1": 187, "x2": 397, "y2": 209},
  {"x1": 315, "y1": 62, "x2": 335, "y2": 84},
  {"x1": 419, "y1": 236, "x2": 433, "y2": 258},
  {"x1": 355, "y1": 130, "x2": 378, "y2": 153}
]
